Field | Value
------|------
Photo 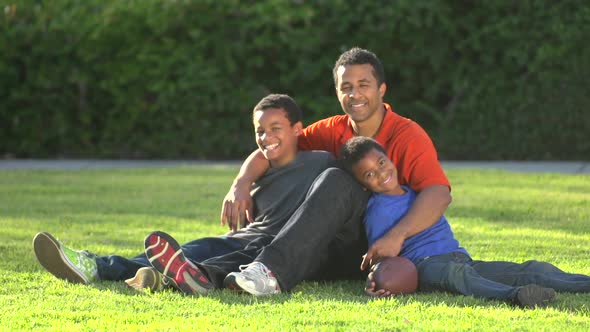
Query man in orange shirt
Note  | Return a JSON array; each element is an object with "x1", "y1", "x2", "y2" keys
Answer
[{"x1": 221, "y1": 48, "x2": 452, "y2": 295}]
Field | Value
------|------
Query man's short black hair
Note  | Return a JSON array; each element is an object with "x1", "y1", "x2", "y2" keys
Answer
[
  {"x1": 253, "y1": 94, "x2": 302, "y2": 125},
  {"x1": 332, "y1": 47, "x2": 386, "y2": 86},
  {"x1": 340, "y1": 136, "x2": 387, "y2": 174}
]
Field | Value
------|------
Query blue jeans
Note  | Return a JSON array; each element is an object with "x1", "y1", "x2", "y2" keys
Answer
[
  {"x1": 95, "y1": 235, "x2": 265, "y2": 287},
  {"x1": 256, "y1": 168, "x2": 370, "y2": 291},
  {"x1": 417, "y1": 252, "x2": 590, "y2": 300}
]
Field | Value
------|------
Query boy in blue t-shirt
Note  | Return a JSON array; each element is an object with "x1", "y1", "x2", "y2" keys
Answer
[{"x1": 340, "y1": 136, "x2": 590, "y2": 308}]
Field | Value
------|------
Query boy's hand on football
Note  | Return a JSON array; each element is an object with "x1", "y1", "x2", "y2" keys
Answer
[
  {"x1": 365, "y1": 272, "x2": 392, "y2": 298},
  {"x1": 360, "y1": 232, "x2": 404, "y2": 270}
]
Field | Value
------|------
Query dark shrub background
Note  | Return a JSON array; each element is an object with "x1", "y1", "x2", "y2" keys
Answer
[{"x1": 2, "y1": 0, "x2": 588, "y2": 160}]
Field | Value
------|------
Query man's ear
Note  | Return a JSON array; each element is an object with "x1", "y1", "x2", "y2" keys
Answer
[
  {"x1": 379, "y1": 82, "x2": 386, "y2": 98},
  {"x1": 293, "y1": 121, "x2": 303, "y2": 136}
]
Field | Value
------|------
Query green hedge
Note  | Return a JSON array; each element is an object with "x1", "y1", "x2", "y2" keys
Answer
[{"x1": 2, "y1": 0, "x2": 588, "y2": 160}]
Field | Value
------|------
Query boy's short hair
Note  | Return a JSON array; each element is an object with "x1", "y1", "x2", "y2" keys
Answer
[
  {"x1": 340, "y1": 136, "x2": 387, "y2": 173},
  {"x1": 332, "y1": 47, "x2": 386, "y2": 87},
  {"x1": 253, "y1": 94, "x2": 302, "y2": 125}
]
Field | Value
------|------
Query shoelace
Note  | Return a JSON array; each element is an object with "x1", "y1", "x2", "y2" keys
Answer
[
  {"x1": 239, "y1": 263, "x2": 272, "y2": 279},
  {"x1": 75, "y1": 251, "x2": 96, "y2": 273}
]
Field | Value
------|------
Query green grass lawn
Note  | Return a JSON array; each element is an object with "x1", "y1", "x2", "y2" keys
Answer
[{"x1": 0, "y1": 166, "x2": 588, "y2": 331}]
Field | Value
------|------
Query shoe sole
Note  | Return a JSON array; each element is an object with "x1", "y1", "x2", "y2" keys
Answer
[
  {"x1": 222, "y1": 273, "x2": 243, "y2": 291},
  {"x1": 33, "y1": 232, "x2": 89, "y2": 284},
  {"x1": 144, "y1": 231, "x2": 213, "y2": 295},
  {"x1": 125, "y1": 267, "x2": 161, "y2": 291}
]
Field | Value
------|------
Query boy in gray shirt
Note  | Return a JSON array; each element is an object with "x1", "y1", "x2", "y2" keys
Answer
[{"x1": 33, "y1": 94, "x2": 334, "y2": 295}]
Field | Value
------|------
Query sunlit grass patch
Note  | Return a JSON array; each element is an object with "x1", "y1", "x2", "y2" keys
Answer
[{"x1": 1, "y1": 167, "x2": 588, "y2": 331}]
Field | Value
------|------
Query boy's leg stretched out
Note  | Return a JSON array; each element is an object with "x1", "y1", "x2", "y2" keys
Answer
[
  {"x1": 469, "y1": 258, "x2": 590, "y2": 293},
  {"x1": 33, "y1": 231, "x2": 250, "y2": 291},
  {"x1": 417, "y1": 252, "x2": 590, "y2": 307}
]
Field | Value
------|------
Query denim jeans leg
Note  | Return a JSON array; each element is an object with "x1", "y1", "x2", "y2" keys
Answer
[
  {"x1": 417, "y1": 252, "x2": 519, "y2": 301},
  {"x1": 95, "y1": 236, "x2": 249, "y2": 282},
  {"x1": 256, "y1": 167, "x2": 369, "y2": 291},
  {"x1": 180, "y1": 236, "x2": 250, "y2": 263},
  {"x1": 96, "y1": 254, "x2": 151, "y2": 281},
  {"x1": 470, "y1": 259, "x2": 590, "y2": 293}
]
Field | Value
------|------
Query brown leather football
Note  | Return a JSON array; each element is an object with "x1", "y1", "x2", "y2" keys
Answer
[{"x1": 370, "y1": 256, "x2": 418, "y2": 295}]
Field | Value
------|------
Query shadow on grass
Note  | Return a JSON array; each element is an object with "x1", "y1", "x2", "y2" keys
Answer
[{"x1": 88, "y1": 279, "x2": 590, "y2": 314}]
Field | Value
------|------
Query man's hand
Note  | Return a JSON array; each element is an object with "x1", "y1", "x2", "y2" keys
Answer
[
  {"x1": 360, "y1": 231, "x2": 405, "y2": 271},
  {"x1": 365, "y1": 272, "x2": 392, "y2": 297},
  {"x1": 220, "y1": 184, "x2": 254, "y2": 232}
]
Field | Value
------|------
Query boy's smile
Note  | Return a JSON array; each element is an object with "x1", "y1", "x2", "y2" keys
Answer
[
  {"x1": 351, "y1": 148, "x2": 405, "y2": 195},
  {"x1": 253, "y1": 108, "x2": 302, "y2": 168}
]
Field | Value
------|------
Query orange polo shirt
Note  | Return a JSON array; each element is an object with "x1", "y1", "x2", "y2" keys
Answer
[{"x1": 298, "y1": 103, "x2": 450, "y2": 192}]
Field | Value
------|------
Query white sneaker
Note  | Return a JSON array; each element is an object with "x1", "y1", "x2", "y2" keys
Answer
[{"x1": 224, "y1": 262, "x2": 281, "y2": 296}]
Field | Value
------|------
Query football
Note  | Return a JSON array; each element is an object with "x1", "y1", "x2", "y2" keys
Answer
[{"x1": 370, "y1": 256, "x2": 418, "y2": 295}]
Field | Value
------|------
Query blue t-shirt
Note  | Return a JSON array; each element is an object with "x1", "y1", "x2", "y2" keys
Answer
[{"x1": 364, "y1": 185, "x2": 469, "y2": 264}]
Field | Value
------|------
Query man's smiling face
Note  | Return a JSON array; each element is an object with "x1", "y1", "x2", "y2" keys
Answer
[{"x1": 335, "y1": 63, "x2": 386, "y2": 124}]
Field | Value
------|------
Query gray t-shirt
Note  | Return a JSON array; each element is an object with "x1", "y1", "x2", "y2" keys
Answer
[{"x1": 230, "y1": 150, "x2": 335, "y2": 241}]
